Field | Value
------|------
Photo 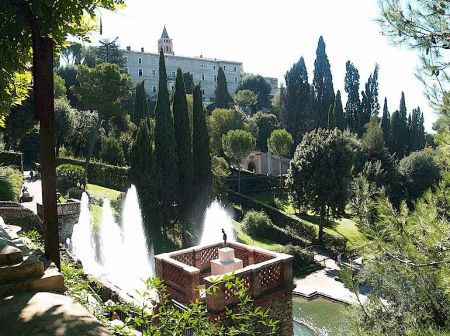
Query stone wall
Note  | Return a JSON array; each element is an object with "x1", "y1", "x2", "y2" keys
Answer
[
  {"x1": 0, "y1": 202, "x2": 43, "y2": 233},
  {"x1": 58, "y1": 214, "x2": 78, "y2": 243},
  {"x1": 254, "y1": 288, "x2": 293, "y2": 336}
]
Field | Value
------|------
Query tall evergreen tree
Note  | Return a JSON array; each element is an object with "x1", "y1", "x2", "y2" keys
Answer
[
  {"x1": 154, "y1": 49, "x2": 179, "y2": 231},
  {"x1": 280, "y1": 57, "x2": 312, "y2": 146},
  {"x1": 192, "y1": 84, "x2": 213, "y2": 228},
  {"x1": 132, "y1": 81, "x2": 148, "y2": 125},
  {"x1": 381, "y1": 97, "x2": 390, "y2": 147},
  {"x1": 367, "y1": 64, "x2": 380, "y2": 116},
  {"x1": 408, "y1": 107, "x2": 426, "y2": 152},
  {"x1": 360, "y1": 90, "x2": 371, "y2": 134},
  {"x1": 130, "y1": 118, "x2": 160, "y2": 238},
  {"x1": 389, "y1": 110, "x2": 402, "y2": 156},
  {"x1": 344, "y1": 61, "x2": 360, "y2": 133},
  {"x1": 327, "y1": 100, "x2": 336, "y2": 129},
  {"x1": 215, "y1": 66, "x2": 232, "y2": 108},
  {"x1": 312, "y1": 36, "x2": 335, "y2": 128},
  {"x1": 398, "y1": 92, "x2": 409, "y2": 157},
  {"x1": 173, "y1": 68, "x2": 193, "y2": 244},
  {"x1": 334, "y1": 90, "x2": 345, "y2": 130}
]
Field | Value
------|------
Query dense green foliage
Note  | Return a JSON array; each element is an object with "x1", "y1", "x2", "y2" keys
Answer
[
  {"x1": 399, "y1": 149, "x2": 441, "y2": 201},
  {"x1": 56, "y1": 164, "x2": 87, "y2": 193},
  {"x1": 192, "y1": 85, "x2": 213, "y2": 221},
  {"x1": 237, "y1": 74, "x2": 272, "y2": 110},
  {"x1": 242, "y1": 210, "x2": 273, "y2": 237},
  {"x1": 280, "y1": 57, "x2": 312, "y2": 145},
  {"x1": 73, "y1": 62, "x2": 132, "y2": 166},
  {"x1": 0, "y1": 151, "x2": 23, "y2": 171},
  {"x1": 132, "y1": 81, "x2": 148, "y2": 126},
  {"x1": 0, "y1": 166, "x2": 23, "y2": 201},
  {"x1": 209, "y1": 108, "x2": 247, "y2": 155},
  {"x1": 287, "y1": 129, "x2": 355, "y2": 242},
  {"x1": 252, "y1": 112, "x2": 279, "y2": 152},
  {"x1": 129, "y1": 118, "x2": 160, "y2": 237},
  {"x1": 173, "y1": 68, "x2": 193, "y2": 243},
  {"x1": 56, "y1": 157, "x2": 129, "y2": 191},
  {"x1": 112, "y1": 276, "x2": 278, "y2": 336},
  {"x1": 99, "y1": 136, "x2": 126, "y2": 166},
  {"x1": 312, "y1": 36, "x2": 335, "y2": 128},
  {"x1": 215, "y1": 66, "x2": 232, "y2": 108},
  {"x1": 154, "y1": 50, "x2": 179, "y2": 230},
  {"x1": 222, "y1": 129, "x2": 256, "y2": 176},
  {"x1": 234, "y1": 89, "x2": 258, "y2": 114},
  {"x1": 54, "y1": 97, "x2": 75, "y2": 156}
]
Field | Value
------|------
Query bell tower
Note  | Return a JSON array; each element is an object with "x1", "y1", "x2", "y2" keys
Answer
[{"x1": 158, "y1": 26, "x2": 174, "y2": 55}]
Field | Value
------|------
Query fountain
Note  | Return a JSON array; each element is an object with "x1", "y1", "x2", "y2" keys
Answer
[
  {"x1": 69, "y1": 185, "x2": 154, "y2": 298},
  {"x1": 199, "y1": 200, "x2": 236, "y2": 245}
]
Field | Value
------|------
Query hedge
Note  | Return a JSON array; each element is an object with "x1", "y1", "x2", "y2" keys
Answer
[
  {"x1": 56, "y1": 157, "x2": 129, "y2": 191},
  {"x1": 227, "y1": 169, "x2": 282, "y2": 193},
  {"x1": 0, "y1": 151, "x2": 23, "y2": 172},
  {"x1": 0, "y1": 167, "x2": 23, "y2": 201},
  {"x1": 284, "y1": 245, "x2": 322, "y2": 276},
  {"x1": 229, "y1": 191, "x2": 348, "y2": 255},
  {"x1": 56, "y1": 164, "x2": 87, "y2": 192}
]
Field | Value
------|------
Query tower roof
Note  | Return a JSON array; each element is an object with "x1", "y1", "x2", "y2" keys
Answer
[{"x1": 161, "y1": 26, "x2": 169, "y2": 39}]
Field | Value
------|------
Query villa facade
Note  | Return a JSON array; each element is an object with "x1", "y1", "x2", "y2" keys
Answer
[{"x1": 123, "y1": 27, "x2": 244, "y2": 102}]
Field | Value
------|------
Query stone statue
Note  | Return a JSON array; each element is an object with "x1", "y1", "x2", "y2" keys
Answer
[{"x1": 222, "y1": 228, "x2": 227, "y2": 246}]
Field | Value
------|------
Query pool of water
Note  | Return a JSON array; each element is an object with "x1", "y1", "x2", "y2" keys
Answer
[{"x1": 292, "y1": 296, "x2": 348, "y2": 335}]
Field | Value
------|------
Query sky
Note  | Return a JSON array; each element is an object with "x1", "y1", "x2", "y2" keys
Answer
[{"x1": 91, "y1": 0, "x2": 436, "y2": 131}]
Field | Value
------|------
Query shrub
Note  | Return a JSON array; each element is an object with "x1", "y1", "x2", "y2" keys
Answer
[
  {"x1": 0, "y1": 151, "x2": 23, "y2": 171},
  {"x1": 399, "y1": 150, "x2": 441, "y2": 201},
  {"x1": 67, "y1": 187, "x2": 84, "y2": 200},
  {"x1": 0, "y1": 167, "x2": 23, "y2": 201},
  {"x1": 56, "y1": 164, "x2": 87, "y2": 193},
  {"x1": 56, "y1": 156, "x2": 129, "y2": 191},
  {"x1": 99, "y1": 136, "x2": 126, "y2": 166},
  {"x1": 283, "y1": 244, "x2": 320, "y2": 276},
  {"x1": 242, "y1": 210, "x2": 273, "y2": 237}
]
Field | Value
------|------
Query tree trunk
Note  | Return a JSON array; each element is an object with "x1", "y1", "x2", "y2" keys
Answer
[
  {"x1": 34, "y1": 36, "x2": 60, "y2": 269},
  {"x1": 318, "y1": 204, "x2": 325, "y2": 244},
  {"x1": 85, "y1": 119, "x2": 101, "y2": 170}
]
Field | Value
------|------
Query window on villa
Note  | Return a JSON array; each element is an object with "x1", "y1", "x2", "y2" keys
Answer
[
  {"x1": 234, "y1": 77, "x2": 238, "y2": 83},
  {"x1": 202, "y1": 74, "x2": 205, "y2": 81},
  {"x1": 152, "y1": 86, "x2": 156, "y2": 93},
  {"x1": 138, "y1": 68, "x2": 143, "y2": 76},
  {"x1": 152, "y1": 69, "x2": 156, "y2": 77},
  {"x1": 138, "y1": 57, "x2": 142, "y2": 64}
]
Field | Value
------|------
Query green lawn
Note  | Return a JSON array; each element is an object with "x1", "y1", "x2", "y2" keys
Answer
[
  {"x1": 233, "y1": 221, "x2": 285, "y2": 253},
  {"x1": 246, "y1": 190, "x2": 366, "y2": 249},
  {"x1": 86, "y1": 183, "x2": 122, "y2": 201}
]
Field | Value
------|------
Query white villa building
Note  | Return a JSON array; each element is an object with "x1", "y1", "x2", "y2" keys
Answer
[{"x1": 123, "y1": 27, "x2": 244, "y2": 102}]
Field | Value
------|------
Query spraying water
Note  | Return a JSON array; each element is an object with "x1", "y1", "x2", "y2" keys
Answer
[
  {"x1": 199, "y1": 201, "x2": 236, "y2": 245},
  {"x1": 121, "y1": 185, "x2": 154, "y2": 294},
  {"x1": 70, "y1": 193, "x2": 99, "y2": 275},
  {"x1": 69, "y1": 185, "x2": 154, "y2": 297}
]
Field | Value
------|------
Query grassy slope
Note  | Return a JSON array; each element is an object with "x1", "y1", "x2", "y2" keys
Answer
[
  {"x1": 246, "y1": 190, "x2": 366, "y2": 249},
  {"x1": 86, "y1": 183, "x2": 122, "y2": 201},
  {"x1": 233, "y1": 221, "x2": 285, "y2": 253}
]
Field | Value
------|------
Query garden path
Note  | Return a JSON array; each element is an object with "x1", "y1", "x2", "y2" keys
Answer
[{"x1": 21, "y1": 171, "x2": 42, "y2": 214}]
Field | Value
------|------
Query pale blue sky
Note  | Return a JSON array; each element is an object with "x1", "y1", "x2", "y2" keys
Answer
[{"x1": 91, "y1": 0, "x2": 435, "y2": 131}]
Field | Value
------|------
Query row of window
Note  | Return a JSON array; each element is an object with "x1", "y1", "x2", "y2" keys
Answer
[
  {"x1": 126, "y1": 67, "x2": 239, "y2": 83},
  {"x1": 146, "y1": 85, "x2": 206, "y2": 95},
  {"x1": 132, "y1": 57, "x2": 239, "y2": 73}
]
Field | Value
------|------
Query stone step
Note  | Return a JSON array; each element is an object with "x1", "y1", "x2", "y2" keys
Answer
[
  {"x1": 0, "y1": 260, "x2": 65, "y2": 297},
  {"x1": 0, "y1": 250, "x2": 44, "y2": 283},
  {"x1": 0, "y1": 238, "x2": 23, "y2": 266}
]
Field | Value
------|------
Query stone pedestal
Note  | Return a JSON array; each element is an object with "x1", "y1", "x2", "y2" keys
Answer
[{"x1": 211, "y1": 247, "x2": 243, "y2": 275}]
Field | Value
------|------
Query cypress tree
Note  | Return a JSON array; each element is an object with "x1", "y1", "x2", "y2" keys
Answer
[
  {"x1": 130, "y1": 118, "x2": 160, "y2": 238},
  {"x1": 389, "y1": 110, "x2": 402, "y2": 156},
  {"x1": 344, "y1": 61, "x2": 360, "y2": 133},
  {"x1": 280, "y1": 57, "x2": 312, "y2": 145},
  {"x1": 327, "y1": 100, "x2": 336, "y2": 129},
  {"x1": 154, "y1": 49, "x2": 179, "y2": 231},
  {"x1": 312, "y1": 36, "x2": 335, "y2": 128},
  {"x1": 398, "y1": 92, "x2": 409, "y2": 157},
  {"x1": 409, "y1": 106, "x2": 426, "y2": 152},
  {"x1": 173, "y1": 68, "x2": 193, "y2": 244},
  {"x1": 367, "y1": 64, "x2": 380, "y2": 116},
  {"x1": 192, "y1": 84, "x2": 212, "y2": 228},
  {"x1": 381, "y1": 98, "x2": 390, "y2": 147},
  {"x1": 334, "y1": 90, "x2": 345, "y2": 130},
  {"x1": 418, "y1": 110, "x2": 426, "y2": 149},
  {"x1": 132, "y1": 81, "x2": 148, "y2": 125},
  {"x1": 215, "y1": 66, "x2": 232, "y2": 108},
  {"x1": 360, "y1": 90, "x2": 371, "y2": 134}
]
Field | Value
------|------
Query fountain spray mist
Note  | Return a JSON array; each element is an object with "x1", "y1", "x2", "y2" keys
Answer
[{"x1": 199, "y1": 200, "x2": 236, "y2": 245}]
